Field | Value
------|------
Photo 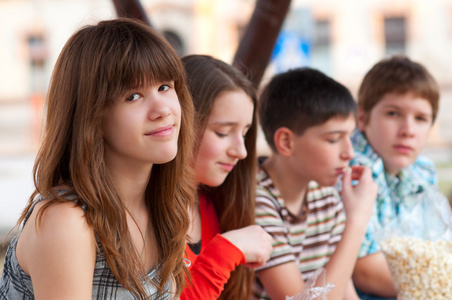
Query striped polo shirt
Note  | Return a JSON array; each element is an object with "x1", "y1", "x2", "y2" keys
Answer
[{"x1": 253, "y1": 166, "x2": 346, "y2": 300}]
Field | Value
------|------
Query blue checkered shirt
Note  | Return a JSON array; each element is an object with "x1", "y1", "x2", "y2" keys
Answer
[{"x1": 350, "y1": 130, "x2": 438, "y2": 257}]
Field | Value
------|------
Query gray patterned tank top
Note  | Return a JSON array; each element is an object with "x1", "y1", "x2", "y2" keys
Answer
[{"x1": 0, "y1": 193, "x2": 174, "y2": 299}]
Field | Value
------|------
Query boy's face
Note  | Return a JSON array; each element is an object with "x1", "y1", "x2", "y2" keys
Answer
[
  {"x1": 358, "y1": 92, "x2": 433, "y2": 175},
  {"x1": 291, "y1": 114, "x2": 355, "y2": 187}
]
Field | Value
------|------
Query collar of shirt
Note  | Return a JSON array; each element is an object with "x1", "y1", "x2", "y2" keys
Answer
[{"x1": 350, "y1": 129, "x2": 435, "y2": 204}]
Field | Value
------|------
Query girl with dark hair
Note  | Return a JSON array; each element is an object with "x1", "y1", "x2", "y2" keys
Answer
[
  {"x1": 180, "y1": 55, "x2": 273, "y2": 300},
  {"x1": 0, "y1": 18, "x2": 195, "y2": 299}
]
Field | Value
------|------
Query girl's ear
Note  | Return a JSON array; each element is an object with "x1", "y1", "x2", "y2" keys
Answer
[
  {"x1": 273, "y1": 127, "x2": 294, "y2": 157},
  {"x1": 357, "y1": 107, "x2": 367, "y2": 132}
]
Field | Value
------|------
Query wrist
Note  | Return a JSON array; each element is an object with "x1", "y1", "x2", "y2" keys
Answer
[{"x1": 345, "y1": 217, "x2": 369, "y2": 234}]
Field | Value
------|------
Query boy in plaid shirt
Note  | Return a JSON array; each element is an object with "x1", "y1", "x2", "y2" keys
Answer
[{"x1": 351, "y1": 55, "x2": 440, "y2": 299}]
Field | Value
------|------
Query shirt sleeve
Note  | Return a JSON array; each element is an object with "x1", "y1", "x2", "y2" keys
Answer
[
  {"x1": 254, "y1": 188, "x2": 296, "y2": 272},
  {"x1": 180, "y1": 234, "x2": 245, "y2": 300}
]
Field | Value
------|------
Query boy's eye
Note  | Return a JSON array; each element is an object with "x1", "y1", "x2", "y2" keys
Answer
[
  {"x1": 125, "y1": 93, "x2": 141, "y2": 102},
  {"x1": 327, "y1": 139, "x2": 338, "y2": 144},
  {"x1": 415, "y1": 116, "x2": 429, "y2": 122},
  {"x1": 386, "y1": 111, "x2": 399, "y2": 117}
]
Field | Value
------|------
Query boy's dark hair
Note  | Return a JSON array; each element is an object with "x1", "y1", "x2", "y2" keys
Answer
[
  {"x1": 358, "y1": 55, "x2": 439, "y2": 123},
  {"x1": 259, "y1": 67, "x2": 356, "y2": 152}
]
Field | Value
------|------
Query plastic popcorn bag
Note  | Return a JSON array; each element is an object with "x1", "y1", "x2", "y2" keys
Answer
[
  {"x1": 285, "y1": 268, "x2": 335, "y2": 300},
  {"x1": 376, "y1": 189, "x2": 452, "y2": 299}
]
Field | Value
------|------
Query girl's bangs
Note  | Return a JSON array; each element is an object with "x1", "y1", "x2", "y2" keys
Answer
[{"x1": 121, "y1": 36, "x2": 183, "y2": 90}]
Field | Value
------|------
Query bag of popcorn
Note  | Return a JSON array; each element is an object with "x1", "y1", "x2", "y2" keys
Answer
[
  {"x1": 376, "y1": 189, "x2": 452, "y2": 299},
  {"x1": 285, "y1": 268, "x2": 334, "y2": 300}
]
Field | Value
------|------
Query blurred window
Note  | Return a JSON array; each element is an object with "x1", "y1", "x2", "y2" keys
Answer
[
  {"x1": 384, "y1": 16, "x2": 406, "y2": 55},
  {"x1": 27, "y1": 33, "x2": 47, "y2": 68},
  {"x1": 311, "y1": 19, "x2": 331, "y2": 75}
]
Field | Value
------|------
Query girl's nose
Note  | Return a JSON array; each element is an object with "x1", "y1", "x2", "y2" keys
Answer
[
  {"x1": 148, "y1": 97, "x2": 171, "y2": 120},
  {"x1": 228, "y1": 136, "x2": 247, "y2": 160}
]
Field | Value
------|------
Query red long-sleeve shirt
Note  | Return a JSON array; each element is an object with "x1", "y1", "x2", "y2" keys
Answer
[{"x1": 180, "y1": 193, "x2": 245, "y2": 299}]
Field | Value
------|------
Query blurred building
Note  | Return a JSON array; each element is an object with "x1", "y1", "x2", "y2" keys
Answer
[
  {"x1": 2, "y1": 0, "x2": 452, "y2": 153},
  {"x1": 2, "y1": 0, "x2": 452, "y2": 237}
]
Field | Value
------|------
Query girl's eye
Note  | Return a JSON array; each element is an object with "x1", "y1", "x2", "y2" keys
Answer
[
  {"x1": 158, "y1": 84, "x2": 170, "y2": 92},
  {"x1": 215, "y1": 132, "x2": 227, "y2": 138},
  {"x1": 125, "y1": 93, "x2": 141, "y2": 102},
  {"x1": 327, "y1": 139, "x2": 338, "y2": 144},
  {"x1": 242, "y1": 129, "x2": 250, "y2": 139}
]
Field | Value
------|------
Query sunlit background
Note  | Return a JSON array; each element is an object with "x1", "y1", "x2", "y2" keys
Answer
[{"x1": 2, "y1": 0, "x2": 452, "y2": 257}]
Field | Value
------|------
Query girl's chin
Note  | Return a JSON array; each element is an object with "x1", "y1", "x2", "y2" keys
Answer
[{"x1": 199, "y1": 176, "x2": 228, "y2": 188}]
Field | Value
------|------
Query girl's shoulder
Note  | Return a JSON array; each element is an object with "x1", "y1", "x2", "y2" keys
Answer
[
  {"x1": 22, "y1": 189, "x2": 89, "y2": 236},
  {"x1": 16, "y1": 191, "x2": 97, "y2": 282}
]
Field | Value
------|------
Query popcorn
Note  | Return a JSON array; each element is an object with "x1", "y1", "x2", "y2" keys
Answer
[{"x1": 380, "y1": 237, "x2": 452, "y2": 299}]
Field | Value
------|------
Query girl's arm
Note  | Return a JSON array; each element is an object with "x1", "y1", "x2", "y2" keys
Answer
[
  {"x1": 16, "y1": 201, "x2": 97, "y2": 300},
  {"x1": 181, "y1": 234, "x2": 244, "y2": 299},
  {"x1": 181, "y1": 225, "x2": 272, "y2": 299}
]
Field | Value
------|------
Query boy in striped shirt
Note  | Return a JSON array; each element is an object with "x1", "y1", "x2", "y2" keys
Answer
[{"x1": 253, "y1": 68, "x2": 377, "y2": 300}]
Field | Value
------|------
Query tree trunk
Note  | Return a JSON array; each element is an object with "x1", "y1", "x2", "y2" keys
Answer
[
  {"x1": 233, "y1": 0, "x2": 291, "y2": 88},
  {"x1": 111, "y1": 0, "x2": 291, "y2": 88},
  {"x1": 112, "y1": 0, "x2": 151, "y2": 26}
]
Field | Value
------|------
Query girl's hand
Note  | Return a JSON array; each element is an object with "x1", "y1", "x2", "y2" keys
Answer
[{"x1": 221, "y1": 225, "x2": 273, "y2": 268}]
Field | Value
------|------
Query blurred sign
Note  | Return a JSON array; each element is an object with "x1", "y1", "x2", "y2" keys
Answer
[{"x1": 270, "y1": 8, "x2": 313, "y2": 73}]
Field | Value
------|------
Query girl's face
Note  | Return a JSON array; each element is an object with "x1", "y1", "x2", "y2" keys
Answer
[
  {"x1": 102, "y1": 81, "x2": 181, "y2": 169},
  {"x1": 195, "y1": 89, "x2": 254, "y2": 187}
]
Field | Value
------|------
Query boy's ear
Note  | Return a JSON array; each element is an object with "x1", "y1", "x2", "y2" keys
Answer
[
  {"x1": 274, "y1": 127, "x2": 294, "y2": 157},
  {"x1": 356, "y1": 107, "x2": 367, "y2": 132}
]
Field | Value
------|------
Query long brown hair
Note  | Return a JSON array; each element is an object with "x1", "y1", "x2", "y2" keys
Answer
[
  {"x1": 182, "y1": 54, "x2": 258, "y2": 300},
  {"x1": 17, "y1": 18, "x2": 195, "y2": 299}
]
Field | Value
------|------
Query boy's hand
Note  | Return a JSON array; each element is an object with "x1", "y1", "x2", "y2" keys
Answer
[
  {"x1": 221, "y1": 225, "x2": 273, "y2": 268},
  {"x1": 340, "y1": 166, "x2": 377, "y2": 226}
]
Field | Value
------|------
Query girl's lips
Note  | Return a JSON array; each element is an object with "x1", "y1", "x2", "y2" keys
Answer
[
  {"x1": 146, "y1": 125, "x2": 174, "y2": 137},
  {"x1": 219, "y1": 163, "x2": 235, "y2": 172},
  {"x1": 394, "y1": 145, "x2": 413, "y2": 154}
]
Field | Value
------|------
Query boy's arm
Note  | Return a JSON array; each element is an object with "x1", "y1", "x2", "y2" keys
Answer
[
  {"x1": 352, "y1": 252, "x2": 397, "y2": 297},
  {"x1": 254, "y1": 190, "x2": 307, "y2": 299},
  {"x1": 344, "y1": 279, "x2": 360, "y2": 300},
  {"x1": 258, "y1": 262, "x2": 306, "y2": 300},
  {"x1": 320, "y1": 166, "x2": 377, "y2": 300},
  {"x1": 255, "y1": 167, "x2": 376, "y2": 300},
  {"x1": 258, "y1": 267, "x2": 361, "y2": 300}
]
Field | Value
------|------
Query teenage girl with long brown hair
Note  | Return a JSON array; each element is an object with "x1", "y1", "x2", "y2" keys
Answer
[
  {"x1": 0, "y1": 18, "x2": 195, "y2": 299},
  {"x1": 180, "y1": 55, "x2": 273, "y2": 300}
]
